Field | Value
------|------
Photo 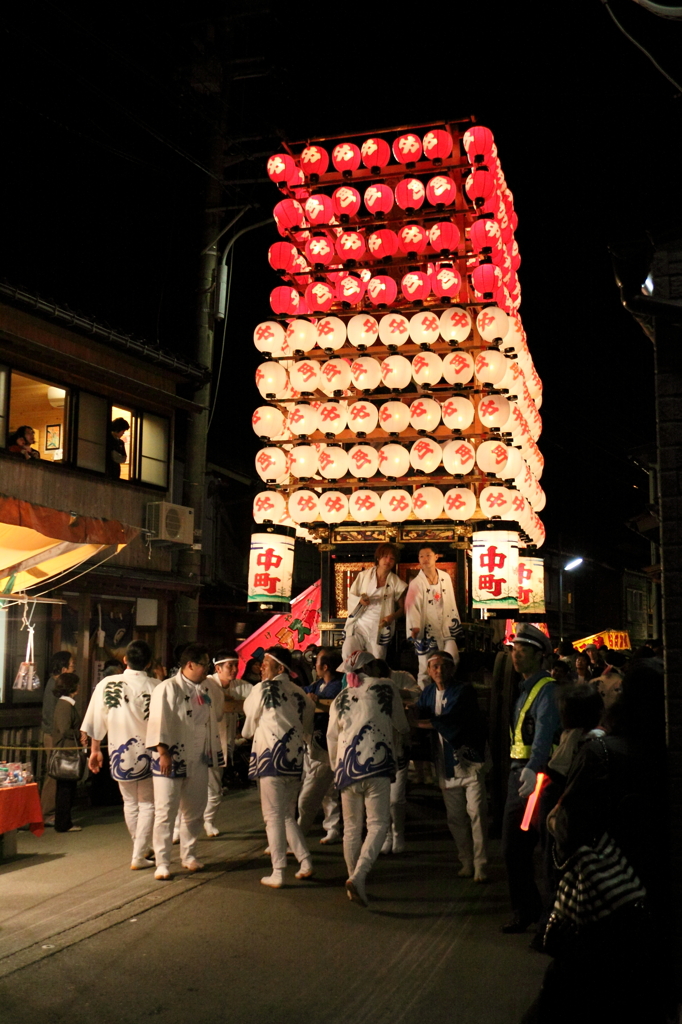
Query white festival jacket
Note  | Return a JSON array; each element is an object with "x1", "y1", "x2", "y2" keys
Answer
[
  {"x1": 343, "y1": 568, "x2": 407, "y2": 647},
  {"x1": 405, "y1": 569, "x2": 463, "y2": 654},
  {"x1": 145, "y1": 671, "x2": 225, "y2": 778},
  {"x1": 81, "y1": 669, "x2": 158, "y2": 782},
  {"x1": 242, "y1": 672, "x2": 315, "y2": 780},
  {"x1": 327, "y1": 676, "x2": 410, "y2": 790}
]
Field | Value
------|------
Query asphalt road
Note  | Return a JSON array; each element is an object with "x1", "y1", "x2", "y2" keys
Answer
[{"x1": 0, "y1": 791, "x2": 547, "y2": 1024}]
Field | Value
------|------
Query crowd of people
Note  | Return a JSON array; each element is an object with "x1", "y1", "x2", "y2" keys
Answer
[{"x1": 37, "y1": 541, "x2": 670, "y2": 1020}]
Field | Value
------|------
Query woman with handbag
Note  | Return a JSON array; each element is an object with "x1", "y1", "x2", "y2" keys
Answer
[{"x1": 51, "y1": 673, "x2": 84, "y2": 834}]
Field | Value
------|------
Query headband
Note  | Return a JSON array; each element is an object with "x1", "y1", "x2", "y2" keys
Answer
[
  {"x1": 263, "y1": 652, "x2": 297, "y2": 679},
  {"x1": 427, "y1": 651, "x2": 454, "y2": 664},
  {"x1": 214, "y1": 657, "x2": 238, "y2": 666}
]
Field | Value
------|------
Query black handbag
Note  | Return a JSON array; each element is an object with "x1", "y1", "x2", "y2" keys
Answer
[{"x1": 47, "y1": 738, "x2": 86, "y2": 781}]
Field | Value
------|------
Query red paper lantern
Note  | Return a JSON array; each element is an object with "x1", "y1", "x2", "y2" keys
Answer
[
  {"x1": 286, "y1": 167, "x2": 307, "y2": 193},
  {"x1": 395, "y1": 178, "x2": 425, "y2": 212},
  {"x1": 393, "y1": 133, "x2": 423, "y2": 164},
  {"x1": 361, "y1": 137, "x2": 391, "y2": 171},
  {"x1": 471, "y1": 263, "x2": 502, "y2": 299},
  {"x1": 332, "y1": 142, "x2": 361, "y2": 174},
  {"x1": 304, "y1": 194, "x2": 333, "y2": 226},
  {"x1": 304, "y1": 234, "x2": 335, "y2": 267},
  {"x1": 332, "y1": 186, "x2": 361, "y2": 219},
  {"x1": 335, "y1": 231, "x2": 366, "y2": 262},
  {"x1": 270, "y1": 286, "x2": 301, "y2": 315},
  {"x1": 273, "y1": 198, "x2": 305, "y2": 231},
  {"x1": 422, "y1": 129, "x2": 453, "y2": 162},
  {"x1": 367, "y1": 275, "x2": 398, "y2": 307},
  {"x1": 431, "y1": 264, "x2": 462, "y2": 299},
  {"x1": 462, "y1": 126, "x2": 495, "y2": 164},
  {"x1": 300, "y1": 145, "x2": 330, "y2": 178},
  {"x1": 496, "y1": 287, "x2": 513, "y2": 314},
  {"x1": 397, "y1": 223, "x2": 427, "y2": 256},
  {"x1": 428, "y1": 221, "x2": 460, "y2": 255},
  {"x1": 510, "y1": 211, "x2": 519, "y2": 232},
  {"x1": 509, "y1": 240, "x2": 521, "y2": 271},
  {"x1": 364, "y1": 183, "x2": 394, "y2": 217},
  {"x1": 400, "y1": 271, "x2": 431, "y2": 302},
  {"x1": 465, "y1": 169, "x2": 497, "y2": 204},
  {"x1": 425, "y1": 175, "x2": 456, "y2": 207},
  {"x1": 305, "y1": 280, "x2": 335, "y2": 312},
  {"x1": 336, "y1": 274, "x2": 367, "y2": 305},
  {"x1": 366, "y1": 228, "x2": 399, "y2": 260},
  {"x1": 469, "y1": 218, "x2": 502, "y2": 255},
  {"x1": 267, "y1": 153, "x2": 297, "y2": 184},
  {"x1": 268, "y1": 241, "x2": 299, "y2": 273}
]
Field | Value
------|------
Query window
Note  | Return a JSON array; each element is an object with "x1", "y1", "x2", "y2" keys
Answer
[
  {"x1": 110, "y1": 405, "x2": 136, "y2": 481},
  {"x1": 7, "y1": 370, "x2": 70, "y2": 463},
  {"x1": 140, "y1": 413, "x2": 169, "y2": 488},
  {"x1": 77, "y1": 392, "x2": 108, "y2": 472}
]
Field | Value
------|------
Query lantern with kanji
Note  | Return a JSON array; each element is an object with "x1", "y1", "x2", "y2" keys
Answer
[
  {"x1": 287, "y1": 403, "x2": 319, "y2": 437},
  {"x1": 255, "y1": 446, "x2": 288, "y2": 482},
  {"x1": 349, "y1": 489, "x2": 380, "y2": 522},
  {"x1": 364, "y1": 183, "x2": 394, "y2": 217},
  {"x1": 442, "y1": 349, "x2": 475, "y2": 385},
  {"x1": 319, "y1": 358, "x2": 352, "y2": 396},
  {"x1": 270, "y1": 286, "x2": 300, "y2": 316},
  {"x1": 253, "y1": 490, "x2": 287, "y2": 524},
  {"x1": 469, "y1": 218, "x2": 503, "y2": 256},
  {"x1": 395, "y1": 178, "x2": 425, "y2": 212},
  {"x1": 381, "y1": 354, "x2": 412, "y2": 390},
  {"x1": 462, "y1": 126, "x2": 495, "y2": 164},
  {"x1": 409, "y1": 397, "x2": 441, "y2": 432},
  {"x1": 332, "y1": 186, "x2": 361, "y2": 220},
  {"x1": 289, "y1": 359, "x2": 321, "y2": 394},
  {"x1": 336, "y1": 274, "x2": 366, "y2": 305},
  {"x1": 267, "y1": 153, "x2": 297, "y2": 185},
  {"x1": 401, "y1": 271, "x2": 430, "y2": 302},
  {"x1": 254, "y1": 320, "x2": 287, "y2": 356},
  {"x1": 300, "y1": 144, "x2": 329, "y2": 179},
  {"x1": 397, "y1": 223, "x2": 427, "y2": 256},
  {"x1": 317, "y1": 401, "x2": 347, "y2": 435},
  {"x1": 347, "y1": 314, "x2": 379, "y2": 350},
  {"x1": 476, "y1": 306, "x2": 509, "y2": 343},
  {"x1": 350, "y1": 356, "x2": 382, "y2": 391},
  {"x1": 378, "y1": 443, "x2": 410, "y2": 478},
  {"x1": 478, "y1": 395, "x2": 511, "y2": 430},
  {"x1": 273, "y1": 198, "x2": 305, "y2": 230},
  {"x1": 471, "y1": 523, "x2": 519, "y2": 610},
  {"x1": 288, "y1": 489, "x2": 319, "y2": 524},
  {"x1": 409, "y1": 437, "x2": 441, "y2": 474},
  {"x1": 440, "y1": 396, "x2": 475, "y2": 431},
  {"x1": 379, "y1": 400, "x2": 410, "y2": 433},
  {"x1": 252, "y1": 405, "x2": 286, "y2": 440},
  {"x1": 367, "y1": 275, "x2": 398, "y2": 308},
  {"x1": 517, "y1": 556, "x2": 546, "y2": 614},
  {"x1": 319, "y1": 490, "x2": 349, "y2": 523},
  {"x1": 423, "y1": 129, "x2": 453, "y2": 163},
  {"x1": 442, "y1": 439, "x2": 476, "y2": 475},
  {"x1": 332, "y1": 142, "x2": 362, "y2": 174},
  {"x1": 248, "y1": 526, "x2": 296, "y2": 609},
  {"x1": 409, "y1": 311, "x2": 441, "y2": 347},
  {"x1": 381, "y1": 489, "x2": 413, "y2": 522},
  {"x1": 304, "y1": 194, "x2": 333, "y2": 227},
  {"x1": 432, "y1": 264, "x2": 462, "y2": 300},
  {"x1": 305, "y1": 280, "x2": 335, "y2": 312},
  {"x1": 378, "y1": 312, "x2": 409, "y2": 347},
  {"x1": 412, "y1": 487, "x2": 444, "y2": 520},
  {"x1": 367, "y1": 228, "x2": 399, "y2": 261},
  {"x1": 347, "y1": 399, "x2": 379, "y2": 435},
  {"x1": 411, "y1": 351, "x2": 442, "y2": 386},
  {"x1": 305, "y1": 235, "x2": 335, "y2": 268},
  {"x1": 443, "y1": 487, "x2": 477, "y2": 521},
  {"x1": 318, "y1": 445, "x2": 349, "y2": 480},
  {"x1": 479, "y1": 485, "x2": 514, "y2": 519},
  {"x1": 361, "y1": 136, "x2": 391, "y2": 172},
  {"x1": 425, "y1": 175, "x2": 456, "y2": 208},
  {"x1": 393, "y1": 133, "x2": 423, "y2": 164},
  {"x1": 471, "y1": 263, "x2": 503, "y2": 299},
  {"x1": 348, "y1": 444, "x2": 379, "y2": 479}
]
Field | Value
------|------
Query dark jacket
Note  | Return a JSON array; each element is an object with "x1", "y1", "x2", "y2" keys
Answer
[
  {"x1": 52, "y1": 698, "x2": 81, "y2": 746},
  {"x1": 416, "y1": 681, "x2": 486, "y2": 779}
]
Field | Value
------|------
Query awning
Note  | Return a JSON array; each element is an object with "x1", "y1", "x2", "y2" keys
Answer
[{"x1": 0, "y1": 496, "x2": 138, "y2": 595}]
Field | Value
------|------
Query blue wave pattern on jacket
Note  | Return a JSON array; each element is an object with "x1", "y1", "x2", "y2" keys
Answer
[
  {"x1": 334, "y1": 722, "x2": 394, "y2": 790},
  {"x1": 110, "y1": 737, "x2": 153, "y2": 781},
  {"x1": 248, "y1": 725, "x2": 305, "y2": 779},
  {"x1": 151, "y1": 743, "x2": 187, "y2": 778}
]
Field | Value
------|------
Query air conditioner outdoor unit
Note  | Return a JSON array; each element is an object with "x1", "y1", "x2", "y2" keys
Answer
[{"x1": 146, "y1": 502, "x2": 194, "y2": 545}]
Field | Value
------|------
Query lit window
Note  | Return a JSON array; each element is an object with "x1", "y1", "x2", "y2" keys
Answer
[
  {"x1": 7, "y1": 371, "x2": 69, "y2": 463},
  {"x1": 110, "y1": 405, "x2": 135, "y2": 481}
]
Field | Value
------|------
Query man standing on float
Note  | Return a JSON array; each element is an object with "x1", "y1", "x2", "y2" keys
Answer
[
  {"x1": 341, "y1": 543, "x2": 406, "y2": 667},
  {"x1": 406, "y1": 545, "x2": 463, "y2": 689}
]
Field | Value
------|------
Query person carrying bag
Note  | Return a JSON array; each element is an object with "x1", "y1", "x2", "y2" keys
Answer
[{"x1": 50, "y1": 673, "x2": 85, "y2": 833}]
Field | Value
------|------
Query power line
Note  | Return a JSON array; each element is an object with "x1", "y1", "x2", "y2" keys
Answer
[{"x1": 601, "y1": 0, "x2": 682, "y2": 93}]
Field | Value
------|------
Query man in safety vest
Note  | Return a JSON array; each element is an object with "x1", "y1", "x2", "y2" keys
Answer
[{"x1": 501, "y1": 622, "x2": 560, "y2": 934}]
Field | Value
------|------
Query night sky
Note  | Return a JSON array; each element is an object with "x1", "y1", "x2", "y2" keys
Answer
[{"x1": 2, "y1": 1, "x2": 681, "y2": 573}]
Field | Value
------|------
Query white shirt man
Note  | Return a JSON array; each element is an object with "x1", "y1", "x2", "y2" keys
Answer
[
  {"x1": 202, "y1": 650, "x2": 252, "y2": 836},
  {"x1": 341, "y1": 545, "x2": 407, "y2": 665},
  {"x1": 405, "y1": 545, "x2": 463, "y2": 688},
  {"x1": 81, "y1": 640, "x2": 157, "y2": 869},
  {"x1": 146, "y1": 644, "x2": 224, "y2": 880}
]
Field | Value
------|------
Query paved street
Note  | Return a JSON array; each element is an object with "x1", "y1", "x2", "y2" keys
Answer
[{"x1": 0, "y1": 787, "x2": 547, "y2": 1024}]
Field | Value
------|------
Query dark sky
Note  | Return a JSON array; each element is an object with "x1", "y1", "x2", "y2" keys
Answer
[{"x1": 2, "y1": 0, "x2": 681, "y2": 572}]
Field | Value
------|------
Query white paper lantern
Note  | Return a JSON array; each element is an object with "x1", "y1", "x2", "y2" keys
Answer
[
  {"x1": 248, "y1": 529, "x2": 295, "y2": 607},
  {"x1": 318, "y1": 445, "x2": 349, "y2": 480},
  {"x1": 277, "y1": 364, "x2": 299, "y2": 401},
  {"x1": 411, "y1": 351, "x2": 443, "y2": 387},
  {"x1": 409, "y1": 397, "x2": 441, "y2": 432},
  {"x1": 532, "y1": 483, "x2": 546, "y2": 512},
  {"x1": 381, "y1": 354, "x2": 412, "y2": 390},
  {"x1": 286, "y1": 319, "x2": 317, "y2": 353},
  {"x1": 476, "y1": 306, "x2": 509, "y2": 342},
  {"x1": 443, "y1": 487, "x2": 477, "y2": 520},
  {"x1": 442, "y1": 439, "x2": 476, "y2": 475},
  {"x1": 379, "y1": 313, "x2": 410, "y2": 348},
  {"x1": 380, "y1": 489, "x2": 413, "y2": 522},
  {"x1": 346, "y1": 400, "x2": 379, "y2": 435},
  {"x1": 255, "y1": 446, "x2": 288, "y2": 482},
  {"x1": 412, "y1": 486, "x2": 444, "y2": 520},
  {"x1": 319, "y1": 490, "x2": 349, "y2": 523},
  {"x1": 317, "y1": 401, "x2": 347, "y2": 435},
  {"x1": 289, "y1": 359, "x2": 321, "y2": 393},
  {"x1": 288, "y1": 489, "x2": 319, "y2": 523},
  {"x1": 287, "y1": 404, "x2": 319, "y2": 437},
  {"x1": 442, "y1": 349, "x2": 475, "y2": 385},
  {"x1": 507, "y1": 406, "x2": 531, "y2": 443},
  {"x1": 289, "y1": 445, "x2": 319, "y2": 479},
  {"x1": 440, "y1": 307, "x2": 472, "y2": 343},
  {"x1": 254, "y1": 321, "x2": 287, "y2": 356},
  {"x1": 440, "y1": 396, "x2": 474, "y2": 431},
  {"x1": 474, "y1": 349, "x2": 509, "y2": 385},
  {"x1": 472, "y1": 525, "x2": 519, "y2": 610},
  {"x1": 378, "y1": 401, "x2": 410, "y2": 434},
  {"x1": 498, "y1": 446, "x2": 525, "y2": 481},
  {"x1": 409, "y1": 310, "x2": 441, "y2": 347},
  {"x1": 316, "y1": 316, "x2": 346, "y2": 352},
  {"x1": 477, "y1": 439, "x2": 512, "y2": 475},
  {"x1": 378, "y1": 443, "x2": 410, "y2": 478},
  {"x1": 256, "y1": 361, "x2": 288, "y2": 399},
  {"x1": 253, "y1": 490, "x2": 286, "y2": 524},
  {"x1": 479, "y1": 485, "x2": 514, "y2": 518},
  {"x1": 319, "y1": 358, "x2": 352, "y2": 396},
  {"x1": 478, "y1": 395, "x2": 511, "y2": 429},
  {"x1": 348, "y1": 489, "x2": 381, "y2": 522},
  {"x1": 350, "y1": 356, "x2": 382, "y2": 391},
  {"x1": 348, "y1": 444, "x2": 379, "y2": 479},
  {"x1": 252, "y1": 406, "x2": 285, "y2": 439},
  {"x1": 347, "y1": 314, "x2": 379, "y2": 350},
  {"x1": 518, "y1": 555, "x2": 545, "y2": 614},
  {"x1": 502, "y1": 313, "x2": 525, "y2": 353},
  {"x1": 410, "y1": 438, "x2": 442, "y2": 474},
  {"x1": 498, "y1": 359, "x2": 525, "y2": 398}
]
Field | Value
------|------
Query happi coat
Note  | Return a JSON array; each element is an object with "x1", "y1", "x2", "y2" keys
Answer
[
  {"x1": 242, "y1": 672, "x2": 315, "y2": 780},
  {"x1": 343, "y1": 568, "x2": 407, "y2": 647},
  {"x1": 81, "y1": 669, "x2": 157, "y2": 782},
  {"x1": 145, "y1": 671, "x2": 225, "y2": 778},
  {"x1": 327, "y1": 675, "x2": 410, "y2": 791},
  {"x1": 405, "y1": 568, "x2": 463, "y2": 655}
]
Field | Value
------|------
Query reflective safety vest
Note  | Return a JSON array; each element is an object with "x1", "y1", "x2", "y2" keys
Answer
[{"x1": 509, "y1": 676, "x2": 554, "y2": 761}]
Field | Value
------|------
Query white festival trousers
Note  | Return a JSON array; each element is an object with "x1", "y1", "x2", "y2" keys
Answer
[
  {"x1": 153, "y1": 760, "x2": 208, "y2": 871},
  {"x1": 341, "y1": 776, "x2": 391, "y2": 882},
  {"x1": 204, "y1": 765, "x2": 223, "y2": 827},
  {"x1": 118, "y1": 777, "x2": 155, "y2": 862},
  {"x1": 417, "y1": 639, "x2": 459, "y2": 689},
  {"x1": 259, "y1": 775, "x2": 310, "y2": 871},
  {"x1": 389, "y1": 765, "x2": 408, "y2": 841},
  {"x1": 297, "y1": 751, "x2": 341, "y2": 836},
  {"x1": 441, "y1": 772, "x2": 488, "y2": 872}
]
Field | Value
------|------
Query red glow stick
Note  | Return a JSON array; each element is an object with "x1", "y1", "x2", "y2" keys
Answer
[{"x1": 520, "y1": 772, "x2": 546, "y2": 831}]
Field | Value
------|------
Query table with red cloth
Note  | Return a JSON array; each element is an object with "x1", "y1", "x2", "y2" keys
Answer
[{"x1": 0, "y1": 783, "x2": 44, "y2": 857}]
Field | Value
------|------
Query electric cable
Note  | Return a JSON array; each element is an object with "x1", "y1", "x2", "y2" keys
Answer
[
  {"x1": 208, "y1": 244, "x2": 234, "y2": 431},
  {"x1": 601, "y1": 0, "x2": 682, "y2": 93}
]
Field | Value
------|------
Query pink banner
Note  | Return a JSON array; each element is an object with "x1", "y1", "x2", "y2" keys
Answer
[{"x1": 236, "y1": 580, "x2": 321, "y2": 675}]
